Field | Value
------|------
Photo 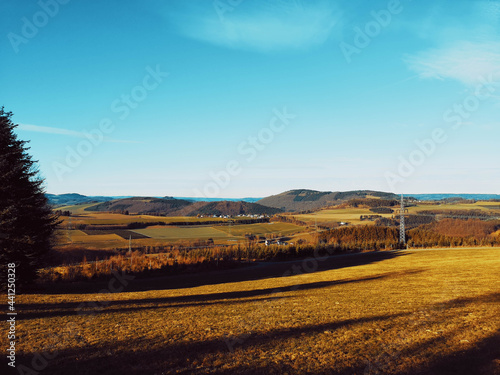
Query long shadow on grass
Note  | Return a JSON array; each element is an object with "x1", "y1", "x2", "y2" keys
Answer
[
  {"x1": 18, "y1": 272, "x2": 413, "y2": 320},
  {"x1": 412, "y1": 330, "x2": 500, "y2": 375},
  {"x1": 335, "y1": 291, "x2": 500, "y2": 375},
  {"x1": 37, "y1": 250, "x2": 407, "y2": 294},
  {"x1": 18, "y1": 292, "x2": 499, "y2": 375},
  {"x1": 17, "y1": 312, "x2": 407, "y2": 375},
  {"x1": 359, "y1": 320, "x2": 500, "y2": 375},
  {"x1": 212, "y1": 330, "x2": 500, "y2": 375}
]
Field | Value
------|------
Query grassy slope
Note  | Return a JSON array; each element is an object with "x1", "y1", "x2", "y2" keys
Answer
[
  {"x1": 57, "y1": 203, "x2": 102, "y2": 214},
  {"x1": 17, "y1": 248, "x2": 500, "y2": 374}
]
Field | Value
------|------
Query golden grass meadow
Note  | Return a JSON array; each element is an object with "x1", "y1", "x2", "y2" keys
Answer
[{"x1": 14, "y1": 248, "x2": 500, "y2": 374}]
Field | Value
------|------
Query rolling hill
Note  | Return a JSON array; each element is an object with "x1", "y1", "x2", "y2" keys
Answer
[
  {"x1": 46, "y1": 193, "x2": 120, "y2": 206},
  {"x1": 46, "y1": 193, "x2": 262, "y2": 207},
  {"x1": 84, "y1": 197, "x2": 282, "y2": 216},
  {"x1": 52, "y1": 190, "x2": 403, "y2": 215},
  {"x1": 257, "y1": 189, "x2": 400, "y2": 212}
]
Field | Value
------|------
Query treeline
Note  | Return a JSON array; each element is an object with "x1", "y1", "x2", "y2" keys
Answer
[
  {"x1": 407, "y1": 229, "x2": 500, "y2": 248},
  {"x1": 417, "y1": 218, "x2": 499, "y2": 239},
  {"x1": 113, "y1": 239, "x2": 218, "y2": 254},
  {"x1": 442, "y1": 198, "x2": 476, "y2": 204},
  {"x1": 71, "y1": 218, "x2": 270, "y2": 231},
  {"x1": 273, "y1": 215, "x2": 310, "y2": 227},
  {"x1": 316, "y1": 219, "x2": 500, "y2": 251},
  {"x1": 360, "y1": 215, "x2": 382, "y2": 221},
  {"x1": 318, "y1": 226, "x2": 400, "y2": 250},
  {"x1": 417, "y1": 209, "x2": 497, "y2": 219},
  {"x1": 39, "y1": 243, "x2": 354, "y2": 282},
  {"x1": 405, "y1": 218, "x2": 500, "y2": 248},
  {"x1": 375, "y1": 214, "x2": 435, "y2": 228},
  {"x1": 348, "y1": 198, "x2": 399, "y2": 208},
  {"x1": 73, "y1": 222, "x2": 164, "y2": 231},
  {"x1": 369, "y1": 207, "x2": 394, "y2": 214}
]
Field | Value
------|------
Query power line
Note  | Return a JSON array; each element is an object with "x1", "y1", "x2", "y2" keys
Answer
[{"x1": 400, "y1": 194, "x2": 406, "y2": 246}]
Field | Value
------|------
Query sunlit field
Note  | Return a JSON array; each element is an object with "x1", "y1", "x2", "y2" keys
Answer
[
  {"x1": 17, "y1": 248, "x2": 500, "y2": 374},
  {"x1": 55, "y1": 209, "x2": 309, "y2": 249},
  {"x1": 292, "y1": 208, "x2": 394, "y2": 226},
  {"x1": 406, "y1": 201, "x2": 500, "y2": 213},
  {"x1": 292, "y1": 201, "x2": 500, "y2": 227},
  {"x1": 216, "y1": 222, "x2": 305, "y2": 237},
  {"x1": 132, "y1": 225, "x2": 234, "y2": 240},
  {"x1": 58, "y1": 212, "x2": 232, "y2": 227}
]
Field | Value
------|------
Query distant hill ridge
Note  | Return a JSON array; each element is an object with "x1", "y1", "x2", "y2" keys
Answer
[
  {"x1": 83, "y1": 197, "x2": 282, "y2": 217},
  {"x1": 46, "y1": 191, "x2": 500, "y2": 214},
  {"x1": 46, "y1": 190, "x2": 400, "y2": 214},
  {"x1": 46, "y1": 194, "x2": 260, "y2": 207},
  {"x1": 46, "y1": 193, "x2": 127, "y2": 206},
  {"x1": 257, "y1": 189, "x2": 400, "y2": 212}
]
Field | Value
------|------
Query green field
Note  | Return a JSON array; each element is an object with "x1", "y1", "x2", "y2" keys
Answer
[
  {"x1": 18, "y1": 248, "x2": 500, "y2": 374},
  {"x1": 132, "y1": 226, "x2": 234, "y2": 240}
]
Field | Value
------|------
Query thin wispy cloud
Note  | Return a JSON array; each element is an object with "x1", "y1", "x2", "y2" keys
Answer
[
  {"x1": 405, "y1": 41, "x2": 500, "y2": 86},
  {"x1": 18, "y1": 124, "x2": 141, "y2": 144},
  {"x1": 166, "y1": 0, "x2": 341, "y2": 52},
  {"x1": 403, "y1": 1, "x2": 500, "y2": 87}
]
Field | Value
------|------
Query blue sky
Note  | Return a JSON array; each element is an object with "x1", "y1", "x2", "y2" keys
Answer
[{"x1": 1, "y1": 0, "x2": 499, "y2": 197}]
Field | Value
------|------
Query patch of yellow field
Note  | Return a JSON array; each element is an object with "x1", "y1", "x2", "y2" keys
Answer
[
  {"x1": 57, "y1": 233, "x2": 128, "y2": 249},
  {"x1": 132, "y1": 226, "x2": 233, "y2": 240},
  {"x1": 70, "y1": 233, "x2": 125, "y2": 243}
]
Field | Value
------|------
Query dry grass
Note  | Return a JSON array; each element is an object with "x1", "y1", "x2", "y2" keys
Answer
[
  {"x1": 15, "y1": 248, "x2": 500, "y2": 374},
  {"x1": 56, "y1": 230, "x2": 128, "y2": 249}
]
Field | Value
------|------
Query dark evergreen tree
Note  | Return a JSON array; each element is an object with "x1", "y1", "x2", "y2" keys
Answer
[{"x1": 0, "y1": 107, "x2": 59, "y2": 287}]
